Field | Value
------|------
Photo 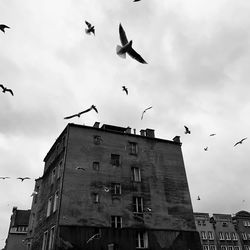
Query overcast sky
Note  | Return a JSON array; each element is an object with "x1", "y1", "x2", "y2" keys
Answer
[{"x1": 1, "y1": 0, "x2": 250, "y2": 247}]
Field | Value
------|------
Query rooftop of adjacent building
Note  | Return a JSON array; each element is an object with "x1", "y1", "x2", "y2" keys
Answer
[{"x1": 11, "y1": 207, "x2": 30, "y2": 227}]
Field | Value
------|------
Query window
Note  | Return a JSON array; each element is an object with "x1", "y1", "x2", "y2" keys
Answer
[
  {"x1": 133, "y1": 197, "x2": 143, "y2": 213},
  {"x1": 48, "y1": 226, "x2": 55, "y2": 250},
  {"x1": 47, "y1": 197, "x2": 52, "y2": 217},
  {"x1": 111, "y1": 216, "x2": 122, "y2": 228},
  {"x1": 93, "y1": 193, "x2": 99, "y2": 203},
  {"x1": 53, "y1": 191, "x2": 59, "y2": 212},
  {"x1": 136, "y1": 232, "x2": 148, "y2": 248},
  {"x1": 198, "y1": 220, "x2": 201, "y2": 226},
  {"x1": 132, "y1": 167, "x2": 141, "y2": 182},
  {"x1": 203, "y1": 220, "x2": 206, "y2": 226},
  {"x1": 201, "y1": 231, "x2": 207, "y2": 240},
  {"x1": 208, "y1": 231, "x2": 214, "y2": 240},
  {"x1": 221, "y1": 246, "x2": 227, "y2": 250},
  {"x1": 223, "y1": 222, "x2": 228, "y2": 227},
  {"x1": 210, "y1": 245, "x2": 216, "y2": 250},
  {"x1": 203, "y1": 246, "x2": 209, "y2": 250},
  {"x1": 111, "y1": 154, "x2": 120, "y2": 167},
  {"x1": 219, "y1": 232, "x2": 225, "y2": 240},
  {"x1": 27, "y1": 242, "x2": 32, "y2": 250},
  {"x1": 228, "y1": 247, "x2": 233, "y2": 250},
  {"x1": 244, "y1": 246, "x2": 250, "y2": 250},
  {"x1": 234, "y1": 247, "x2": 240, "y2": 250},
  {"x1": 42, "y1": 231, "x2": 48, "y2": 250},
  {"x1": 243, "y1": 221, "x2": 250, "y2": 227},
  {"x1": 51, "y1": 168, "x2": 56, "y2": 184},
  {"x1": 242, "y1": 233, "x2": 248, "y2": 240},
  {"x1": 129, "y1": 142, "x2": 138, "y2": 155},
  {"x1": 225, "y1": 232, "x2": 231, "y2": 240},
  {"x1": 93, "y1": 162, "x2": 100, "y2": 171},
  {"x1": 57, "y1": 161, "x2": 63, "y2": 179},
  {"x1": 232, "y1": 232, "x2": 238, "y2": 241},
  {"x1": 111, "y1": 183, "x2": 121, "y2": 195},
  {"x1": 93, "y1": 135, "x2": 102, "y2": 145}
]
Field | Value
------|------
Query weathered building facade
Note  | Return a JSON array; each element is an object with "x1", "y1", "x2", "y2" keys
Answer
[
  {"x1": 27, "y1": 122, "x2": 201, "y2": 250},
  {"x1": 4, "y1": 207, "x2": 30, "y2": 250}
]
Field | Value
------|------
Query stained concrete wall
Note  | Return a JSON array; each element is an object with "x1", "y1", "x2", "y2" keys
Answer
[{"x1": 59, "y1": 124, "x2": 195, "y2": 231}]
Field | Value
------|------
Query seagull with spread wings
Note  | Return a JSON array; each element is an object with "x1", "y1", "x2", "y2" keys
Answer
[
  {"x1": 75, "y1": 167, "x2": 85, "y2": 171},
  {"x1": 122, "y1": 86, "x2": 128, "y2": 95},
  {"x1": 0, "y1": 177, "x2": 10, "y2": 180},
  {"x1": 0, "y1": 84, "x2": 14, "y2": 96},
  {"x1": 85, "y1": 21, "x2": 95, "y2": 35},
  {"x1": 184, "y1": 126, "x2": 191, "y2": 134},
  {"x1": 116, "y1": 23, "x2": 147, "y2": 64},
  {"x1": 64, "y1": 105, "x2": 98, "y2": 119},
  {"x1": 0, "y1": 24, "x2": 10, "y2": 33},
  {"x1": 17, "y1": 177, "x2": 31, "y2": 182},
  {"x1": 141, "y1": 106, "x2": 152, "y2": 120},
  {"x1": 204, "y1": 147, "x2": 208, "y2": 151},
  {"x1": 209, "y1": 133, "x2": 216, "y2": 136},
  {"x1": 86, "y1": 233, "x2": 101, "y2": 244},
  {"x1": 234, "y1": 138, "x2": 247, "y2": 147},
  {"x1": 197, "y1": 196, "x2": 201, "y2": 200}
]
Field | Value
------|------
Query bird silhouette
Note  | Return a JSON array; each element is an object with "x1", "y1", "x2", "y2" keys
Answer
[
  {"x1": 141, "y1": 106, "x2": 152, "y2": 120},
  {"x1": 209, "y1": 134, "x2": 216, "y2": 136},
  {"x1": 64, "y1": 105, "x2": 98, "y2": 119},
  {"x1": 197, "y1": 196, "x2": 201, "y2": 200},
  {"x1": 122, "y1": 86, "x2": 128, "y2": 95},
  {"x1": 86, "y1": 233, "x2": 101, "y2": 244},
  {"x1": 204, "y1": 147, "x2": 208, "y2": 151},
  {"x1": 75, "y1": 167, "x2": 85, "y2": 171},
  {"x1": 0, "y1": 177, "x2": 10, "y2": 180},
  {"x1": 0, "y1": 24, "x2": 10, "y2": 33},
  {"x1": 103, "y1": 186, "x2": 110, "y2": 192},
  {"x1": 234, "y1": 138, "x2": 247, "y2": 147},
  {"x1": 0, "y1": 84, "x2": 14, "y2": 96},
  {"x1": 184, "y1": 126, "x2": 191, "y2": 134},
  {"x1": 116, "y1": 23, "x2": 147, "y2": 64},
  {"x1": 134, "y1": 0, "x2": 141, "y2": 1},
  {"x1": 85, "y1": 21, "x2": 95, "y2": 35},
  {"x1": 17, "y1": 177, "x2": 31, "y2": 182}
]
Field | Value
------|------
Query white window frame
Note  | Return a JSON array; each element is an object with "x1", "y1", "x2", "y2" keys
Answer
[
  {"x1": 53, "y1": 191, "x2": 59, "y2": 213},
  {"x1": 244, "y1": 246, "x2": 250, "y2": 250},
  {"x1": 232, "y1": 232, "x2": 238, "y2": 241},
  {"x1": 42, "y1": 231, "x2": 48, "y2": 250},
  {"x1": 51, "y1": 168, "x2": 56, "y2": 184},
  {"x1": 111, "y1": 216, "x2": 122, "y2": 229},
  {"x1": 242, "y1": 233, "x2": 248, "y2": 240},
  {"x1": 219, "y1": 232, "x2": 225, "y2": 240},
  {"x1": 234, "y1": 247, "x2": 240, "y2": 250},
  {"x1": 129, "y1": 142, "x2": 138, "y2": 155},
  {"x1": 225, "y1": 232, "x2": 231, "y2": 240},
  {"x1": 201, "y1": 231, "x2": 207, "y2": 240},
  {"x1": 210, "y1": 245, "x2": 217, "y2": 250},
  {"x1": 133, "y1": 197, "x2": 143, "y2": 213},
  {"x1": 136, "y1": 232, "x2": 148, "y2": 249},
  {"x1": 112, "y1": 183, "x2": 121, "y2": 195},
  {"x1": 228, "y1": 246, "x2": 233, "y2": 250},
  {"x1": 48, "y1": 226, "x2": 55, "y2": 250},
  {"x1": 203, "y1": 245, "x2": 209, "y2": 250},
  {"x1": 221, "y1": 246, "x2": 227, "y2": 250},
  {"x1": 47, "y1": 197, "x2": 52, "y2": 217},
  {"x1": 93, "y1": 193, "x2": 99, "y2": 203},
  {"x1": 208, "y1": 231, "x2": 214, "y2": 240},
  {"x1": 132, "y1": 167, "x2": 141, "y2": 182}
]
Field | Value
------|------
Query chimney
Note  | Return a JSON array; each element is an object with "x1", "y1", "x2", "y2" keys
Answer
[
  {"x1": 173, "y1": 136, "x2": 181, "y2": 143},
  {"x1": 140, "y1": 129, "x2": 146, "y2": 136},
  {"x1": 125, "y1": 127, "x2": 131, "y2": 134},
  {"x1": 93, "y1": 122, "x2": 100, "y2": 128},
  {"x1": 133, "y1": 129, "x2": 136, "y2": 135},
  {"x1": 145, "y1": 129, "x2": 155, "y2": 138}
]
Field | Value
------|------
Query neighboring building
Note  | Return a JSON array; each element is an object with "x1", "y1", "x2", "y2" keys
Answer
[
  {"x1": 194, "y1": 213, "x2": 217, "y2": 250},
  {"x1": 27, "y1": 122, "x2": 201, "y2": 250},
  {"x1": 4, "y1": 207, "x2": 30, "y2": 250},
  {"x1": 233, "y1": 211, "x2": 250, "y2": 250}
]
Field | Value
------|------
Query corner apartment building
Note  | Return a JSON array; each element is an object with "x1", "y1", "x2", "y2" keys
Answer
[
  {"x1": 4, "y1": 207, "x2": 30, "y2": 250},
  {"x1": 233, "y1": 211, "x2": 250, "y2": 250},
  {"x1": 27, "y1": 122, "x2": 201, "y2": 250}
]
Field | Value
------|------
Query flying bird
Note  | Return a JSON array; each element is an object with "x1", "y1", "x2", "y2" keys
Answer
[
  {"x1": 122, "y1": 86, "x2": 128, "y2": 95},
  {"x1": 0, "y1": 84, "x2": 14, "y2": 96},
  {"x1": 141, "y1": 106, "x2": 152, "y2": 120},
  {"x1": 234, "y1": 138, "x2": 247, "y2": 147},
  {"x1": 116, "y1": 23, "x2": 147, "y2": 64},
  {"x1": 30, "y1": 191, "x2": 38, "y2": 197},
  {"x1": 197, "y1": 196, "x2": 201, "y2": 200},
  {"x1": 209, "y1": 134, "x2": 216, "y2": 136},
  {"x1": 86, "y1": 233, "x2": 101, "y2": 244},
  {"x1": 75, "y1": 167, "x2": 85, "y2": 171},
  {"x1": 144, "y1": 207, "x2": 152, "y2": 212},
  {"x1": 184, "y1": 126, "x2": 191, "y2": 134},
  {"x1": 17, "y1": 177, "x2": 31, "y2": 182},
  {"x1": 0, "y1": 177, "x2": 10, "y2": 180},
  {"x1": 0, "y1": 24, "x2": 10, "y2": 33},
  {"x1": 204, "y1": 147, "x2": 208, "y2": 151},
  {"x1": 85, "y1": 21, "x2": 95, "y2": 35},
  {"x1": 64, "y1": 105, "x2": 98, "y2": 119},
  {"x1": 134, "y1": 0, "x2": 141, "y2": 1},
  {"x1": 103, "y1": 186, "x2": 110, "y2": 192}
]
